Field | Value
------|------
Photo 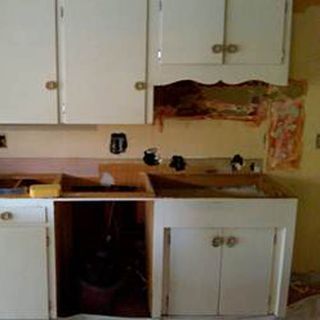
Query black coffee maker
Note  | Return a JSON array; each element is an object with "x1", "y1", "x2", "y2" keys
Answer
[{"x1": 110, "y1": 133, "x2": 128, "y2": 154}]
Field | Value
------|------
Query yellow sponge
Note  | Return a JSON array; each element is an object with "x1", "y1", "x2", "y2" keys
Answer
[{"x1": 29, "y1": 184, "x2": 61, "y2": 198}]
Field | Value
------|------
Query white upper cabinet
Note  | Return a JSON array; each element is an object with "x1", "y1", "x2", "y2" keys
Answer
[
  {"x1": 0, "y1": 0, "x2": 58, "y2": 124},
  {"x1": 58, "y1": 0, "x2": 148, "y2": 124},
  {"x1": 160, "y1": 0, "x2": 225, "y2": 65},
  {"x1": 149, "y1": 0, "x2": 292, "y2": 85},
  {"x1": 225, "y1": 0, "x2": 287, "y2": 65}
]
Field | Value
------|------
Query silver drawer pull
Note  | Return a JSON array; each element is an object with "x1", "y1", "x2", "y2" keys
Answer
[
  {"x1": 212, "y1": 44, "x2": 223, "y2": 54},
  {"x1": 226, "y1": 44, "x2": 239, "y2": 54},
  {"x1": 212, "y1": 236, "x2": 224, "y2": 248},
  {"x1": 134, "y1": 81, "x2": 147, "y2": 91},
  {"x1": 226, "y1": 236, "x2": 238, "y2": 248},
  {"x1": 0, "y1": 211, "x2": 13, "y2": 221}
]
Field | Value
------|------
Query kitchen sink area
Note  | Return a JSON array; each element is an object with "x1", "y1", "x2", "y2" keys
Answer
[
  {"x1": 60, "y1": 173, "x2": 154, "y2": 198},
  {"x1": 0, "y1": 171, "x2": 293, "y2": 199},
  {"x1": 147, "y1": 173, "x2": 291, "y2": 198}
]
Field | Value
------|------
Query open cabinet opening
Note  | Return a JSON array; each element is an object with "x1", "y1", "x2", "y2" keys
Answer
[{"x1": 55, "y1": 201, "x2": 150, "y2": 318}]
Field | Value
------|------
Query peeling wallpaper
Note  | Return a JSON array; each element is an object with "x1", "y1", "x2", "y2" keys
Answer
[{"x1": 155, "y1": 80, "x2": 307, "y2": 170}]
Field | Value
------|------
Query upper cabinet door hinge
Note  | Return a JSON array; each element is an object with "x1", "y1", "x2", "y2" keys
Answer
[
  {"x1": 285, "y1": 0, "x2": 289, "y2": 15},
  {"x1": 60, "y1": 104, "x2": 67, "y2": 123},
  {"x1": 281, "y1": 49, "x2": 286, "y2": 64},
  {"x1": 46, "y1": 235, "x2": 50, "y2": 247},
  {"x1": 59, "y1": 6, "x2": 64, "y2": 19},
  {"x1": 268, "y1": 294, "x2": 272, "y2": 310},
  {"x1": 159, "y1": 0, "x2": 163, "y2": 12},
  {"x1": 166, "y1": 229, "x2": 171, "y2": 246},
  {"x1": 273, "y1": 232, "x2": 277, "y2": 246}
]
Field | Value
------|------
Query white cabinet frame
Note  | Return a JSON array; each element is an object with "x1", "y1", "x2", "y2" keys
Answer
[{"x1": 149, "y1": 198, "x2": 297, "y2": 318}]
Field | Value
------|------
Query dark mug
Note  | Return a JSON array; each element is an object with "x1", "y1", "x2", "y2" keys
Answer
[
  {"x1": 170, "y1": 155, "x2": 186, "y2": 171},
  {"x1": 143, "y1": 148, "x2": 161, "y2": 166},
  {"x1": 110, "y1": 133, "x2": 128, "y2": 154}
]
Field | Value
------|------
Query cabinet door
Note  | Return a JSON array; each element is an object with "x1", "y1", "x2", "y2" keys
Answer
[
  {"x1": 159, "y1": 0, "x2": 225, "y2": 64},
  {"x1": 167, "y1": 228, "x2": 221, "y2": 315},
  {"x1": 219, "y1": 228, "x2": 275, "y2": 315},
  {"x1": 60, "y1": 0, "x2": 147, "y2": 124},
  {"x1": 225, "y1": 0, "x2": 287, "y2": 64},
  {"x1": 0, "y1": 226, "x2": 49, "y2": 319},
  {"x1": 0, "y1": 0, "x2": 57, "y2": 124}
]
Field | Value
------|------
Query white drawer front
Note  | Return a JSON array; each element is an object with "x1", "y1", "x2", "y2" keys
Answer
[{"x1": 0, "y1": 206, "x2": 46, "y2": 224}]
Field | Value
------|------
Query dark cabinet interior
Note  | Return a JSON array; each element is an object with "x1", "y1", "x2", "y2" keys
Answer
[{"x1": 55, "y1": 201, "x2": 150, "y2": 318}]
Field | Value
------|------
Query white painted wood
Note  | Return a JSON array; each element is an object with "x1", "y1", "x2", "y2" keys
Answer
[
  {"x1": 0, "y1": 226, "x2": 49, "y2": 319},
  {"x1": 0, "y1": 0, "x2": 58, "y2": 124},
  {"x1": 153, "y1": 199, "x2": 297, "y2": 318},
  {"x1": 60, "y1": 0, "x2": 147, "y2": 124},
  {"x1": 159, "y1": 0, "x2": 225, "y2": 65},
  {"x1": 0, "y1": 199, "x2": 56, "y2": 319},
  {"x1": 219, "y1": 228, "x2": 275, "y2": 315},
  {"x1": 225, "y1": 0, "x2": 287, "y2": 65},
  {"x1": 167, "y1": 228, "x2": 221, "y2": 315},
  {"x1": 148, "y1": 0, "x2": 293, "y2": 86},
  {"x1": 0, "y1": 206, "x2": 46, "y2": 224}
]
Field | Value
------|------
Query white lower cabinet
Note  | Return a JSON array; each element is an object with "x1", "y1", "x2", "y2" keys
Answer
[
  {"x1": 219, "y1": 228, "x2": 275, "y2": 315},
  {"x1": 149, "y1": 199, "x2": 297, "y2": 318},
  {"x1": 0, "y1": 206, "x2": 49, "y2": 319},
  {"x1": 167, "y1": 228, "x2": 221, "y2": 315},
  {"x1": 166, "y1": 227, "x2": 275, "y2": 316}
]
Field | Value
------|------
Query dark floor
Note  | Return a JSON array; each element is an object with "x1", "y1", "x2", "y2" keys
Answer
[{"x1": 288, "y1": 273, "x2": 320, "y2": 305}]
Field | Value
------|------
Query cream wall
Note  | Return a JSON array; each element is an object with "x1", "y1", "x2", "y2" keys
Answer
[
  {"x1": 0, "y1": 121, "x2": 266, "y2": 159},
  {"x1": 275, "y1": 4, "x2": 320, "y2": 273},
  {"x1": 0, "y1": 6, "x2": 319, "y2": 273}
]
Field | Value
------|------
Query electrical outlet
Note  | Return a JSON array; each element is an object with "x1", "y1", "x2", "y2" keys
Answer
[
  {"x1": 316, "y1": 134, "x2": 320, "y2": 149},
  {"x1": 0, "y1": 135, "x2": 7, "y2": 148}
]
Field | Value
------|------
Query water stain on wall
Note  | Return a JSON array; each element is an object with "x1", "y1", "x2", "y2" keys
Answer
[
  {"x1": 267, "y1": 82, "x2": 306, "y2": 170},
  {"x1": 154, "y1": 81, "x2": 269, "y2": 126},
  {"x1": 154, "y1": 80, "x2": 307, "y2": 170}
]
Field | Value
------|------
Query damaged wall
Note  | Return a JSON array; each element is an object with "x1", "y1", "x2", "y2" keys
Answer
[{"x1": 275, "y1": 3, "x2": 320, "y2": 273}]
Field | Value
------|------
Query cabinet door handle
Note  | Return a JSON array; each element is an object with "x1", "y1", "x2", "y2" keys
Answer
[
  {"x1": 212, "y1": 44, "x2": 223, "y2": 54},
  {"x1": 135, "y1": 81, "x2": 147, "y2": 91},
  {"x1": 0, "y1": 211, "x2": 13, "y2": 221},
  {"x1": 45, "y1": 81, "x2": 58, "y2": 90},
  {"x1": 226, "y1": 44, "x2": 239, "y2": 54},
  {"x1": 212, "y1": 236, "x2": 224, "y2": 248},
  {"x1": 226, "y1": 236, "x2": 238, "y2": 248}
]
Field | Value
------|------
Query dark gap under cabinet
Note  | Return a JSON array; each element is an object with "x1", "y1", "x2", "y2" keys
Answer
[{"x1": 55, "y1": 201, "x2": 150, "y2": 318}]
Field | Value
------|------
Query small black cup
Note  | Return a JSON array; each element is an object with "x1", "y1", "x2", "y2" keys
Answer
[
  {"x1": 110, "y1": 133, "x2": 128, "y2": 154},
  {"x1": 170, "y1": 155, "x2": 186, "y2": 171}
]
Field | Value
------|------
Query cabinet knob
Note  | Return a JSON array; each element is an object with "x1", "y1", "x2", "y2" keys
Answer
[
  {"x1": 226, "y1": 236, "x2": 238, "y2": 248},
  {"x1": 45, "y1": 81, "x2": 58, "y2": 90},
  {"x1": 0, "y1": 211, "x2": 13, "y2": 221},
  {"x1": 212, "y1": 236, "x2": 224, "y2": 248},
  {"x1": 135, "y1": 81, "x2": 147, "y2": 91},
  {"x1": 212, "y1": 44, "x2": 223, "y2": 54},
  {"x1": 226, "y1": 44, "x2": 239, "y2": 54}
]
